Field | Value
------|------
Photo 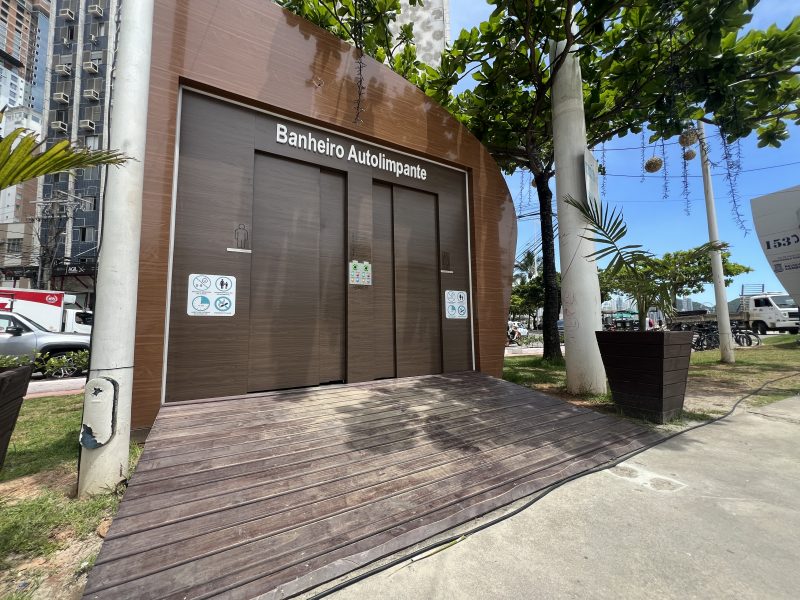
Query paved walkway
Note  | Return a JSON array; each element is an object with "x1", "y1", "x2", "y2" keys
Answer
[
  {"x1": 326, "y1": 396, "x2": 800, "y2": 600},
  {"x1": 25, "y1": 375, "x2": 85, "y2": 398},
  {"x1": 504, "y1": 345, "x2": 565, "y2": 357}
]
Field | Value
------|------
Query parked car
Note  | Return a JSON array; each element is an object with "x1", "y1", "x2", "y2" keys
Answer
[{"x1": 0, "y1": 311, "x2": 90, "y2": 377}]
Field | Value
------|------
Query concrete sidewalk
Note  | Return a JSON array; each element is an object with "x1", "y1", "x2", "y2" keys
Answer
[
  {"x1": 504, "y1": 344, "x2": 565, "y2": 357},
  {"x1": 328, "y1": 397, "x2": 800, "y2": 600},
  {"x1": 24, "y1": 375, "x2": 85, "y2": 398}
]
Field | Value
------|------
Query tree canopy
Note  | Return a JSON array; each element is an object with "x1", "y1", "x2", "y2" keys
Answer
[
  {"x1": 275, "y1": 0, "x2": 432, "y2": 85},
  {"x1": 427, "y1": 0, "x2": 798, "y2": 357},
  {"x1": 278, "y1": 0, "x2": 799, "y2": 358}
]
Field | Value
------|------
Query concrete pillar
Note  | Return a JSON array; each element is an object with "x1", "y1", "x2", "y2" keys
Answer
[
  {"x1": 550, "y1": 40, "x2": 606, "y2": 394},
  {"x1": 78, "y1": 0, "x2": 153, "y2": 496},
  {"x1": 698, "y1": 122, "x2": 735, "y2": 363}
]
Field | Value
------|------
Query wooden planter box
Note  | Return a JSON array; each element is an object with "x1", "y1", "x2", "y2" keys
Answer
[
  {"x1": 595, "y1": 331, "x2": 693, "y2": 423},
  {"x1": 0, "y1": 365, "x2": 34, "y2": 469}
]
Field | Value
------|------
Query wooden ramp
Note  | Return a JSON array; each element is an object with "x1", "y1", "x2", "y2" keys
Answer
[{"x1": 84, "y1": 372, "x2": 660, "y2": 599}]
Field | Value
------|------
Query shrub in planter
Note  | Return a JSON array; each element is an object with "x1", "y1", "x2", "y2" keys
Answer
[
  {"x1": 596, "y1": 330, "x2": 693, "y2": 423},
  {"x1": 0, "y1": 353, "x2": 51, "y2": 374},
  {"x1": 43, "y1": 350, "x2": 89, "y2": 379},
  {"x1": 566, "y1": 196, "x2": 726, "y2": 422},
  {"x1": 0, "y1": 354, "x2": 32, "y2": 373}
]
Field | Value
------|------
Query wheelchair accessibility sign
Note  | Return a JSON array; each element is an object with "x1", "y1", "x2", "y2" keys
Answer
[
  {"x1": 187, "y1": 274, "x2": 236, "y2": 316},
  {"x1": 444, "y1": 290, "x2": 469, "y2": 320}
]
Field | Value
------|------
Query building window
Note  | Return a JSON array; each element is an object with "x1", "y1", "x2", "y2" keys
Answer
[
  {"x1": 82, "y1": 166, "x2": 100, "y2": 181},
  {"x1": 78, "y1": 227, "x2": 96, "y2": 243},
  {"x1": 6, "y1": 238, "x2": 22, "y2": 254}
]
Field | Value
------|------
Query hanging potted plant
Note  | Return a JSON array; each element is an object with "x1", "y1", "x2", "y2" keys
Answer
[{"x1": 566, "y1": 197, "x2": 724, "y2": 423}]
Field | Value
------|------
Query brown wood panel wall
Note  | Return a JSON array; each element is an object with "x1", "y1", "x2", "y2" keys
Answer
[
  {"x1": 248, "y1": 155, "x2": 321, "y2": 392},
  {"x1": 437, "y1": 179, "x2": 472, "y2": 372},
  {"x1": 164, "y1": 95, "x2": 254, "y2": 403},
  {"x1": 344, "y1": 168, "x2": 375, "y2": 384},
  {"x1": 134, "y1": 0, "x2": 516, "y2": 428}
]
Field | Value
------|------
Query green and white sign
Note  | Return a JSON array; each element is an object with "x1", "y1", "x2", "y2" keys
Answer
[{"x1": 349, "y1": 260, "x2": 373, "y2": 286}]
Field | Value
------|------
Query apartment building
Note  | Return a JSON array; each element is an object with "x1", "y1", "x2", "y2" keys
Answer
[
  {"x1": 0, "y1": 1, "x2": 50, "y2": 286},
  {"x1": 36, "y1": 0, "x2": 116, "y2": 301},
  {"x1": 394, "y1": 0, "x2": 450, "y2": 67}
]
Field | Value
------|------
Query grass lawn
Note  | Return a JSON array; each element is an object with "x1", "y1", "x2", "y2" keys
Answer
[
  {"x1": 685, "y1": 334, "x2": 800, "y2": 407},
  {"x1": 0, "y1": 393, "x2": 140, "y2": 599},
  {"x1": 504, "y1": 333, "x2": 800, "y2": 422}
]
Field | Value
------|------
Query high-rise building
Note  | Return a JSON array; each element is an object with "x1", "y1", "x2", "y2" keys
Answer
[
  {"x1": 0, "y1": 108, "x2": 41, "y2": 275},
  {"x1": 0, "y1": 0, "x2": 50, "y2": 108},
  {"x1": 0, "y1": 0, "x2": 48, "y2": 104},
  {"x1": 0, "y1": 1, "x2": 50, "y2": 287},
  {"x1": 24, "y1": 0, "x2": 49, "y2": 112},
  {"x1": 395, "y1": 0, "x2": 450, "y2": 68},
  {"x1": 35, "y1": 0, "x2": 117, "y2": 300}
]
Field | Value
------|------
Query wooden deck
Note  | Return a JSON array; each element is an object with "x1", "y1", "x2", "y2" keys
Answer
[{"x1": 84, "y1": 372, "x2": 661, "y2": 599}]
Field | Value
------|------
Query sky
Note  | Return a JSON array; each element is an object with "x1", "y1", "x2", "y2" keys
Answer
[{"x1": 448, "y1": 0, "x2": 799, "y2": 305}]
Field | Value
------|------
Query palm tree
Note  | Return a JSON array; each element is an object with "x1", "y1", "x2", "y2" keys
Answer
[
  {"x1": 513, "y1": 246, "x2": 541, "y2": 286},
  {"x1": 0, "y1": 108, "x2": 127, "y2": 287},
  {"x1": 565, "y1": 195, "x2": 724, "y2": 330},
  {"x1": 0, "y1": 120, "x2": 126, "y2": 190}
]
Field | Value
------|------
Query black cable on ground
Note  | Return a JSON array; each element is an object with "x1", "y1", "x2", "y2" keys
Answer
[{"x1": 308, "y1": 370, "x2": 800, "y2": 599}]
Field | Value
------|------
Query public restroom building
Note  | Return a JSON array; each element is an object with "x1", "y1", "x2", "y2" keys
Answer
[{"x1": 130, "y1": 0, "x2": 516, "y2": 432}]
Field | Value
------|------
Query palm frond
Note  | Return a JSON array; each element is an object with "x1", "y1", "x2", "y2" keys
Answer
[
  {"x1": 564, "y1": 194, "x2": 654, "y2": 276},
  {"x1": 0, "y1": 127, "x2": 128, "y2": 191}
]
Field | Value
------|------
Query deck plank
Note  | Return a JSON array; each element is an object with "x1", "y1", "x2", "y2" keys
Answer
[
  {"x1": 114, "y1": 401, "x2": 580, "y2": 524},
  {"x1": 83, "y1": 373, "x2": 659, "y2": 600},
  {"x1": 101, "y1": 413, "x2": 611, "y2": 554}
]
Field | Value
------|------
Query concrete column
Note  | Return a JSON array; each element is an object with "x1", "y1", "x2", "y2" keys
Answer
[
  {"x1": 78, "y1": 0, "x2": 154, "y2": 496},
  {"x1": 550, "y1": 40, "x2": 606, "y2": 394},
  {"x1": 698, "y1": 122, "x2": 735, "y2": 363}
]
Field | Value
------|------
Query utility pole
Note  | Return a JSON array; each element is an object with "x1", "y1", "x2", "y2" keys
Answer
[
  {"x1": 698, "y1": 122, "x2": 735, "y2": 363},
  {"x1": 78, "y1": 0, "x2": 154, "y2": 496},
  {"x1": 550, "y1": 40, "x2": 606, "y2": 394}
]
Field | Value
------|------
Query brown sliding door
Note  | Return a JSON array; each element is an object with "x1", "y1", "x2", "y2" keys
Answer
[
  {"x1": 248, "y1": 154, "x2": 346, "y2": 391},
  {"x1": 318, "y1": 171, "x2": 347, "y2": 384},
  {"x1": 393, "y1": 187, "x2": 442, "y2": 377},
  {"x1": 369, "y1": 182, "x2": 396, "y2": 379}
]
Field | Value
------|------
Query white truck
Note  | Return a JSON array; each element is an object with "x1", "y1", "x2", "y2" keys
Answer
[
  {"x1": 732, "y1": 293, "x2": 799, "y2": 335},
  {"x1": 0, "y1": 288, "x2": 92, "y2": 334},
  {"x1": 669, "y1": 291, "x2": 799, "y2": 334}
]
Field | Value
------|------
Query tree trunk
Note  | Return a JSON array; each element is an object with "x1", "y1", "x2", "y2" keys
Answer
[
  {"x1": 533, "y1": 172, "x2": 563, "y2": 361},
  {"x1": 636, "y1": 294, "x2": 649, "y2": 330}
]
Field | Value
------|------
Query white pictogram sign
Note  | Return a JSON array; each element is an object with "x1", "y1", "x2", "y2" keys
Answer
[
  {"x1": 349, "y1": 260, "x2": 373, "y2": 286},
  {"x1": 187, "y1": 274, "x2": 236, "y2": 316},
  {"x1": 445, "y1": 290, "x2": 469, "y2": 319}
]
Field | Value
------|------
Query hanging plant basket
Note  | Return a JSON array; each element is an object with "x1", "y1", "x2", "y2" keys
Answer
[
  {"x1": 678, "y1": 129, "x2": 699, "y2": 147},
  {"x1": 644, "y1": 156, "x2": 663, "y2": 173},
  {"x1": 682, "y1": 149, "x2": 697, "y2": 161}
]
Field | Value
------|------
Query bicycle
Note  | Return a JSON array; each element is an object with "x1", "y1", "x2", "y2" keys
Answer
[
  {"x1": 691, "y1": 324, "x2": 720, "y2": 351},
  {"x1": 731, "y1": 324, "x2": 761, "y2": 347}
]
